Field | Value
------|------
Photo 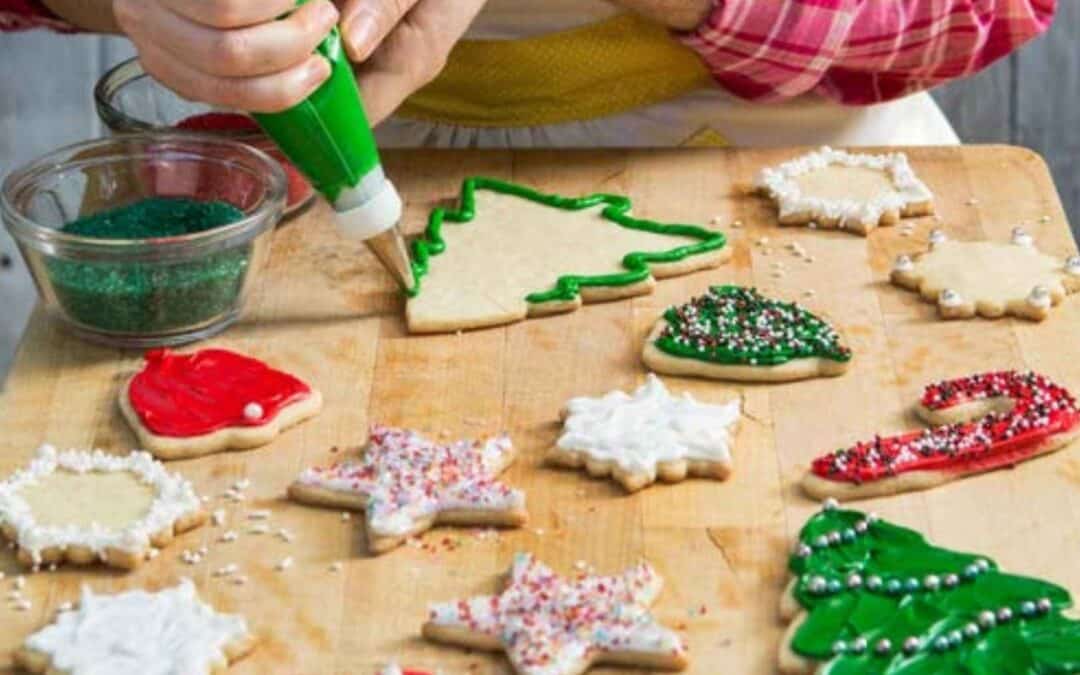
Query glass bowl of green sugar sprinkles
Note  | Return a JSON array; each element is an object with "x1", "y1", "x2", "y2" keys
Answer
[{"x1": 1, "y1": 134, "x2": 286, "y2": 348}]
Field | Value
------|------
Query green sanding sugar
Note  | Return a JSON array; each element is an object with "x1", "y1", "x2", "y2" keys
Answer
[{"x1": 46, "y1": 197, "x2": 252, "y2": 334}]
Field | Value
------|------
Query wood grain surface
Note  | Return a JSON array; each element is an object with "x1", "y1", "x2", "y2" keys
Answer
[{"x1": 1, "y1": 146, "x2": 1078, "y2": 675}]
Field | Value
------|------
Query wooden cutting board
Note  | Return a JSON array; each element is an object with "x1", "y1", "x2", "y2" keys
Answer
[{"x1": 1, "y1": 146, "x2": 1079, "y2": 674}]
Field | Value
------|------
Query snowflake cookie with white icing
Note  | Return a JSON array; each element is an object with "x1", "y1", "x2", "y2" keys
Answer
[
  {"x1": 890, "y1": 228, "x2": 1080, "y2": 321},
  {"x1": 15, "y1": 579, "x2": 254, "y2": 675},
  {"x1": 0, "y1": 445, "x2": 206, "y2": 570},
  {"x1": 423, "y1": 552, "x2": 688, "y2": 675},
  {"x1": 550, "y1": 374, "x2": 739, "y2": 492},
  {"x1": 757, "y1": 146, "x2": 935, "y2": 235},
  {"x1": 288, "y1": 426, "x2": 527, "y2": 554}
]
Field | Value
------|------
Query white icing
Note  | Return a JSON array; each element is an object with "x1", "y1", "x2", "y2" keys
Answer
[
  {"x1": 893, "y1": 254, "x2": 914, "y2": 273},
  {"x1": 939, "y1": 289, "x2": 964, "y2": 307},
  {"x1": 0, "y1": 446, "x2": 202, "y2": 564},
  {"x1": 557, "y1": 375, "x2": 739, "y2": 476},
  {"x1": 24, "y1": 579, "x2": 248, "y2": 675},
  {"x1": 242, "y1": 403, "x2": 264, "y2": 421},
  {"x1": 756, "y1": 146, "x2": 933, "y2": 227},
  {"x1": 1027, "y1": 285, "x2": 1052, "y2": 308},
  {"x1": 929, "y1": 229, "x2": 948, "y2": 245},
  {"x1": 1011, "y1": 227, "x2": 1034, "y2": 247},
  {"x1": 379, "y1": 664, "x2": 403, "y2": 675},
  {"x1": 1065, "y1": 256, "x2": 1080, "y2": 276}
]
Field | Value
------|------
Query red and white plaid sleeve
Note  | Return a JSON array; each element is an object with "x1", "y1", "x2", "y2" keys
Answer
[
  {"x1": 0, "y1": 0, "x2": 76, "y2": 32},
  {"x1": 681, "y1": 0, "x2": 1056, "y2": 105}
]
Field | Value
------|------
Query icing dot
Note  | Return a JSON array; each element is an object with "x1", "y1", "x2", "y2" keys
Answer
[
  {"x1": 243, "y1": 403, "x2": 264, "y2": 422},
  {"x1": 939, "y1": 289, "x2": 963, "y2": 307},
  {"x1": 893, "y1": 254, "x2": 914, "y2": 273},
  {"x1": 929, "y1": 229, "x2": 947, "y2": 245},
  {"x1": 1027, "y1": 285, "x2": 1052, "y2": 309},
  {"x1": 1065, "y1": 256, "x2": 1080, "y2": 276},
  {"x1": 1011, "y1": 227, "x2": 1034, "y2": 247}
]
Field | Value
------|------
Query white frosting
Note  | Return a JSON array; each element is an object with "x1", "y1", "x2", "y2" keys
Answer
[
  {"x1": 893, "y1": 254, "x2": 914, "y2": 273},
  {"x1": 242, "y1": 403, "x2": 264, "y2": 421},
  {"x1": 24, "y1": 579, "x2": 248, "y2": 675},
  {"x1": 378, "y1": 664, "x2": 403, "y2": 675},
  {"x1": 557, "y1": 375, "x2": 739, "y2": 475},
  {"x1": 929, "y1": 228, "x2": 948, "y2": 245},
  {"x1": 756, "y1": 146, "x2": 933, "y2": 228},
  {"x1": 1027, "y1": 285, "x2": 1052, "y2": 308},
  {"x1": 1065, "y1": 256, "x2": 1080, "y2": 276},
  {"x1": 939, "y1": 289, "x2": 964, "y2": 307},
  {"x1": 1011, "y1": 227, "x2": 1034, "y2": 247},
  {"x1": 0, "y1": 446, "x2": 202, "y2": 564}
]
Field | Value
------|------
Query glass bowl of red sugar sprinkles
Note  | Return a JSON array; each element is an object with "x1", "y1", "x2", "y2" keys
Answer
[
  {"x1": 2, "y1": 134, "x2": 286, "y2": 348},
  {"x1": 94, "y1": 57, "x2": 314, "y2": 217}
]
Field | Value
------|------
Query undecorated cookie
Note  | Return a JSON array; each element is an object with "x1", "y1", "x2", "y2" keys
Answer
[
  {"x1": 120, "y1": 348, "x2": 322, "y2": 459},
  {"x1": 802, "y1": 371, "x2": 1080, "y2": 501},
  {"x1": 406, "y1": 177, "x2": 729, "y2": 333},
  {"x1": 891, "y1": 227, "x2": 1080, "y2": 320},
  {"x1": 423, "y1": 552, "x2": 688, "y2": 675},
  {"x1": 757, "y1": 146, "x2": 934, "y2": 234},
  {"x1": 0, "y1": 445, "x2": 206, "y2": 569},
  {"x1": 288, "y1": 426, "x2": 526, "y2": 554},
  {"x1": 15, "y1": 579, "x2": 254, "y2": 675},
  {"x1": 642, "y1": 285, "x2": 852, "y2": 382},
  {"x1": 550, "y1": 374, "x2": 739, "y2": 492}
]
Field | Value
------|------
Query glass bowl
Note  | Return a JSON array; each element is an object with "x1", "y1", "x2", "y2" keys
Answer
[
  {"x1": 1, "y1": 134, "x2": 286, "y2": 348},
  {"x1": 94, "y1": 57, "x2": 315, "y2": 216}
]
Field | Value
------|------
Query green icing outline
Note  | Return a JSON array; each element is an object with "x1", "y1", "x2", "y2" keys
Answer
[{"x1": 406, "y1": 177, "x2": 727, "y2": 303}]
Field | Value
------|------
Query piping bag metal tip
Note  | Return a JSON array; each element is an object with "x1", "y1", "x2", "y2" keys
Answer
[{"x1": 365, "y1": 225, "x2": 415, "y2": 291}]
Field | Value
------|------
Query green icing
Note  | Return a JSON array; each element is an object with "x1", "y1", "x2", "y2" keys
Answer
[
  {"x1": 788, "y1": 506, "x2": 1080, "y2": 674},
  {"x1": 406, "y1": 177, "x2": 726, "y2": 301},
  {"x1": 654, "y1": 285, "x2": 852, "y2": 366}
]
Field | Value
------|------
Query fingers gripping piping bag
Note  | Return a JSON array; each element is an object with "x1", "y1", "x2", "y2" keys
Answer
[{"x1": 252, "y1": 4, "x2": 414, "y2": 290}]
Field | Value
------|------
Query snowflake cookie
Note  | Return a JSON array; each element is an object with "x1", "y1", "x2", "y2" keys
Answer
[
  {"x1": 890, "y1": 228, "x2": 1080, "y2": 320},
  {"x1": 423, "y1": 552, "x2": 688, "y2": 675},
  {"x1": 0, "y1": 445, "x2": 206, "y2": 569},
  {"x1": 757, "y1": 146, "x2": 934, "y2": 235},
  {"x1": 288, "y1": 426, "x2": 527, "y2": 554},
  {"x1": 550, "y1": 374, "x2": 739, "y2": 492},
  {"x1": 802, "y1": 371, "x2": 1080, "y2": 501},
  {"x1": 406, "y1": 177, "x2": 729, "y2": 333},
  {"x1": 15, "y1": 579, "x2": 254, "y2": 675}
]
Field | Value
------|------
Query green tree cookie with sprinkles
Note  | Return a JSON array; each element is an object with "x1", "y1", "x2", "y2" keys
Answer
[
  {"x1": 780, "y1": 500, "x2": 1080, "y2": 675},
  {"x1": 643, "y1": 285, "x2": 852, "y2": 382}
]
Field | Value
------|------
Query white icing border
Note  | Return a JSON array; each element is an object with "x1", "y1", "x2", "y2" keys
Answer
[
  {"x1": 757, "y1": 146, "x2": 933, "y2": 228},
  {"x1": 0, "y1": 445, "x2": 202, "y2": 564}
]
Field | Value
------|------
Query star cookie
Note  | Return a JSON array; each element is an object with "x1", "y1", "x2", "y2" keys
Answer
[
  {"x1": 802, "y1": 371, "x2": 1080, "y2": 501},
  {"x1": 15, "y1": 579, "x2": 255, "y2": 675},
  {"x1": 406, "y1": 177, "x2": 729, "y2": 333},
  {"x1": 288, "y1": 426, "x2": 527, "y2": 554},
  {"x1": 756, "y1": 146, "x2": 934, "y2": 235},
  {"x1": 120, "y1": 348, "x2": 322, "y2": 460},
  {"x1": 550, "y1": 375, "x2": 739, "y2": 492},
  {"x1": 0, "y1": 445, "x2": 206, "y2": 569},
  {"x1": 890, "y1": 228, "x2": 1080, "y2": 320},
  {"x1": 643, "y1": 285, "x2": 852, "y2": 382},
  {"x1": 423, "y1": 552, "x2": 688, "y2": 675}
]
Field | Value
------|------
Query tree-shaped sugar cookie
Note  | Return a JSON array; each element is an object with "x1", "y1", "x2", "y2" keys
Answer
[
  {"x1": 0, "y1": 445, "x2": 206, "y2": 569},
  {"x1": 643, "y1": 285, "x2": 852, "y2": 382},
  {"x1": 406, "y1": 177, "x2": 729, "y2": 333},
  {"x1": 891, "y1": 228, "x2": 1080, "y2": 320},
  {"x1": 757, "y1": 146, "x2": 934, "y2": 235},
  {"x1": 779, "y1": 501, "x2": 1080, "y2": 675}
]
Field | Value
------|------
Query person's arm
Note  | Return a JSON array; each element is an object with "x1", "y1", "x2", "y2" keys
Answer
[{"x1": 678, "y1": 0, "x2": 1056, "y2": 104}]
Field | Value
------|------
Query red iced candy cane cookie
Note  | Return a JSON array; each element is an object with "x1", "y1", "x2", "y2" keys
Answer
[{"x1": 802, "y1": 371, "x2": 1080, "y2": 500}]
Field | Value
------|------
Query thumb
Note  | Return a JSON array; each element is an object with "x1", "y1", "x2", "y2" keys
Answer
[{"x1": 339, "y1": 0, "x2": 420, "y2": 62}]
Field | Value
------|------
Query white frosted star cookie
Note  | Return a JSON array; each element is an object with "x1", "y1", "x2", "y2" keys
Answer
[
  {"x1": 757, "y1": 146, "x2": 934, "y2": 235},
  {"x1": 15, "y1": 579, "x2": 255, "y2": 675},
  {"x1": 890, "y1": 228, "x2": 1080, "y2": 320},
  {"x1": 549, "y1": 374, "x2": 740, "y2": 492},
  {"x1": 0, "y1": 445, "x2": 206, "y2": 570},
  {"x1": 423, "y1": 552, "x2": 688, "y2": 675},
  {"x1": 288, "y1": 426, "x2": 527, "y2": 554}
]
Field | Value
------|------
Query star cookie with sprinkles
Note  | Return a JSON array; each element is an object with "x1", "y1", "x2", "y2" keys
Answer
[
  {"x1": 423, "y1": 552, "x2": 688, "y2": 675},
  {"x1": 120, "y1": 348, "x2": 322, "y2": 460},
  {"x1": 288, "y1": 426, "x2": 526, "y2": 554},
  {"x1": 802, "y1": 371, "x2": 1080, "y2": 501},
  {"x1": 756, "y1": 146, "x2": 934, "y2": 235},
  {"x1": 643, "y1": 286, "x2": 852, "y2": 382},
  {"x1": 551, "y1": 374, "x2": 740, "y2": 492},
  {"x1": 891, "y1": 228, "x2": 1080, "y2": 320}
]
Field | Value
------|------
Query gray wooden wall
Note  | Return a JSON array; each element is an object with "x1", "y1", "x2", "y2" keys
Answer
[{"x1": 2, "y1": 11, "x2": 1079, "y2": 381}]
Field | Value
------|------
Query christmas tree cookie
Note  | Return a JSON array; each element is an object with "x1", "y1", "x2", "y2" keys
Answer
[
  {"x1": 757, "y1": 146, "x2": 935, "y2": 235},
  {"x1": 780, "y1": 501, "x2": 1080, "y2": 675},
  {"x1": 643, "y1": 286, "x2": 852, "y2": 382},
  {"x1": 803, "y1": 371, "x2": 1080, "y2": 501},
  {"x1": 406, "y1": 177, "x2": 729, "y2": 333},
  {"x1": 891, "y1": 228, "x2": 1080, "y2": 320}
]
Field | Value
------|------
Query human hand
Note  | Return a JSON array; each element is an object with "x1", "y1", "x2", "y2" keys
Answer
[
  {"x1": 337, "y1": 0, "x2": 487, "y2": 125},
  {"x1": 112, "y1": 0, "x2": 340, "y2": 112}
]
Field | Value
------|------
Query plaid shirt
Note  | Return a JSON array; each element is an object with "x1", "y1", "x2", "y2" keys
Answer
[
  {"x1": 3, "y1": 0, "x2": 1056, "y2": 105},
  {"x1": 681, "y1": 0, "x2": 1056, "y2": 104}
]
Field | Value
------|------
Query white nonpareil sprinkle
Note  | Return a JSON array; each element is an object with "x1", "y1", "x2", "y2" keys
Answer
[
  {"x1": 248, "y1": 510, "x2": 272, "y2": 521},
  {"x1": 13, "y1": 599, "x2": 31, "y2": 611},
  {"x1": 329, "y1": 562, "x2": 343, "y2": 573},
  {"x1": 340, "y1": 512, "x2": 351, "y2": 522},
  {"x1": 233, "y1": 479, "x2": 251, "y2": 491},
  {"x1": 214, "y1": 564, "x2": 239, "y2": 577},
  {"x1": 211, "y1": 509, "x2": 226, "y2": 527},
  {"x1": 14, "y1": 576, "x2": 26, "y2": 590},
  {"x1": 57, "y1": 602, "x2": 73, "y2": 612},
  {"x1": 275, "y1": 557, "x2": 294, "y2": 572},
  {"x1": 231, "y1": 575, "x2": 248, "y2": 586},
  {"x1": 248, "y1": 524, "x2": 271, "y2": 535},
  {"x1": 147, "y1": 548, "x2": 160, "y2": 560},
  {"x1": 220, "y1": 531, "x2": 238, "y2": 543}
]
